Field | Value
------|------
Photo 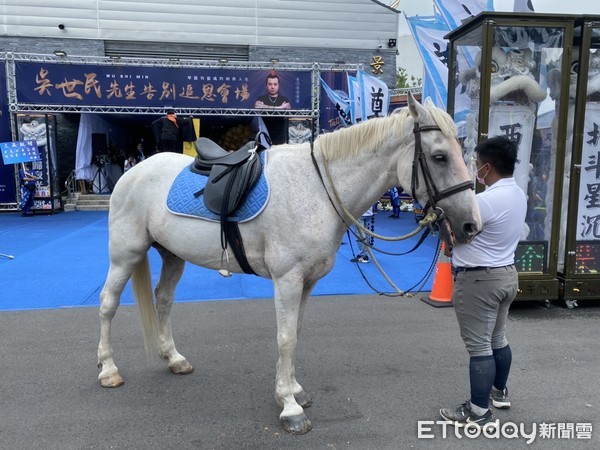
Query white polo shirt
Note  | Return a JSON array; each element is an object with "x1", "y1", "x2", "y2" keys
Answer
[{"x1": 452, "y1": 177, "x2": 527, "y2": 268}]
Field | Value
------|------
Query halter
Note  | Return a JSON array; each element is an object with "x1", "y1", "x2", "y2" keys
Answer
[{"x1": 411, "y1": 122, "x2": 474, "y2": 218}]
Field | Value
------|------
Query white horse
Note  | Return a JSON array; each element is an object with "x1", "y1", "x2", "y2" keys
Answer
[{"x1": 97, "y1": 94, "x2": 482, "y2": 434}]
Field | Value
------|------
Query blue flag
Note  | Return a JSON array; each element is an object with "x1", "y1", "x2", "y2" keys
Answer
[{"x1": 320, "y1": 77, "x2": 352, "y2": 127}]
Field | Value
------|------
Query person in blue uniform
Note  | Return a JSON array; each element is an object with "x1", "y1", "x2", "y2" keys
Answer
[{"x1": 19, "y1": 162, "x2": 39, "y2": 216}]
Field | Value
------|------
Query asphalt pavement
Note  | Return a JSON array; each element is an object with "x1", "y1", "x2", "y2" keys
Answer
[{"x1": 0, "y1": 295, "x2": 598, "y2": 449}]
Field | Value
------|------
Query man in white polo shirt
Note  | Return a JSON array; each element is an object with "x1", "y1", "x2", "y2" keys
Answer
[{"x1": 440, "y1": 135, "x2": 527, "y2": 430}]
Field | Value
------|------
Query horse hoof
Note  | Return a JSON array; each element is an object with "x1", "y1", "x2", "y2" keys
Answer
[
  {"x1": 99, "y1": 373, "x2": 124, "y2": 388},
  {"x1": 294, "y1": 390, "x2": 313, "y2": 408},
  {"x1": 169, "y1": 359, "x2": 194, "y2": 375},
  {"x1": 280, "y1": 413, "x2": 312, "y2": 435}
]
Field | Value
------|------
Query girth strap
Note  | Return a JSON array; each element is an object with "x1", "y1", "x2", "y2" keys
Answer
[{"x1": 224, "y1": 222, "x2": 256, "y2": 275}]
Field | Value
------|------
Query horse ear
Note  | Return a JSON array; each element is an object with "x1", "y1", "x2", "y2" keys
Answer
[{"x1": 407, "y1": 91, "x2": 427, "y2": 121}]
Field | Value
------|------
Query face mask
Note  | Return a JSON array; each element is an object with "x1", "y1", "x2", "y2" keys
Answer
[{"x1": 475, "y1": 163, "x2": 489, "y2": 186}]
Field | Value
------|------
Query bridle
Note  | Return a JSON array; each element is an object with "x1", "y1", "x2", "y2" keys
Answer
[{"x1": 411, "y1": 122, "x2": 474, "y2": 220}]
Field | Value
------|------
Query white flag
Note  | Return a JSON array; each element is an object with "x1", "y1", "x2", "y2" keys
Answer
[
  {"x1": 406, "y1": 15, "x2": 450, "y2": 109},
  {"x1": 513, "y1": 0, "x2": 534, "y2": 12},
  {"x1": 357, "y1": 70, "x2": 389, "y2": 120},
  {"x1": 433, "y1": 0, "x2": 493, "y2": 30}
]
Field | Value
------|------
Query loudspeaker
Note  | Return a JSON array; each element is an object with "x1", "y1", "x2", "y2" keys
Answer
[{"x1": 91, "y1": 133, "x2": 108, "y2": 158}]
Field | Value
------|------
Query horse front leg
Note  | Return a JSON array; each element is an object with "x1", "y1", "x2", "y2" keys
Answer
[
  {"x1": 154, "y1": 246, "x2": 193, "y2": 375},
  {"x1": 291, "y1": 280, "x2": 317, "y2": 409},
  {"x1": 273, "y1": 275, "x2": 312, "y2": 434}
]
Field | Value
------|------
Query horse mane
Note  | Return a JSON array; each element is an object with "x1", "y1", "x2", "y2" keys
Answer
[{"x1": 316, "y1": 104, "x2": 457, "y2": 161}]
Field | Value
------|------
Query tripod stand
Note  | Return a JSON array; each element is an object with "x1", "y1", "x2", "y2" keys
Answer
[{"x1": 91, "y1": 163, "x2": 113, "y2": 193}]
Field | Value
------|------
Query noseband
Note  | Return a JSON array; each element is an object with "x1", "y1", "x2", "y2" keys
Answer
[{"x1": 411, "y1": 123, "x2": 474, "y2": 219}]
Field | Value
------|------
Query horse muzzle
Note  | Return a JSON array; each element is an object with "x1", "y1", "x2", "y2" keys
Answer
[{"x1": 433, "y1": 207, "x2": 481, "y2": 246}]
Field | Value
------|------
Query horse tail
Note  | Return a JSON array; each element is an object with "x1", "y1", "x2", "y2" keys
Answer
[{"x1": 131, "y1": 253, "x2": 160, "y2": 359}]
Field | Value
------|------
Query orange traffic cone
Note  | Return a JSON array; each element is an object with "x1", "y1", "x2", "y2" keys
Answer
[{"x1": 421, "y1": 242, "x2": 453, "y2": 308}]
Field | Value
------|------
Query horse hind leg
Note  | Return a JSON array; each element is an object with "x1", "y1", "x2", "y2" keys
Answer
[
  {"x1": 153, "y1": 245, "x2": 193, "y2": 375},
  {"x1": 97, "y1": 262, "x2": 133, "y2": 388}
]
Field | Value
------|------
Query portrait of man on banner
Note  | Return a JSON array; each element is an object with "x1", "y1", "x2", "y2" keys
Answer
[{"x1": 254, "y1": 70, "x2": 291, "y2": 110}]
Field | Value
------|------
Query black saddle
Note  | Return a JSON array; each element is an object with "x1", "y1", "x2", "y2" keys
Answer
[
  {"x1": 191, "y1": 138, "x2": 252, "y2": 176},
  {"x1": 190, "y1": 134, "x2": 269, "y2": 276},
  {"x1": 191, "y1": 137, "x2": 265, "y2": 216}
]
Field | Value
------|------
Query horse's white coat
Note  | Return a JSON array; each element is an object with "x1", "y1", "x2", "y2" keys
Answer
[{"x1": 96, "y1": 95, "x2": 481, "y2": 434}]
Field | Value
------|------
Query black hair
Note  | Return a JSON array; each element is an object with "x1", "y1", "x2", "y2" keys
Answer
[{"x1": 475, "y1": 135, "x2": 519, "y2": 176}]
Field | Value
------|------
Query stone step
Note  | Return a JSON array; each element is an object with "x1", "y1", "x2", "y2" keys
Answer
[
  {"x1": 76, "y1": 198, "x2": 111, "y2": 205},
  {"x1": 78, "y1": 194, "x2": 111, "y2": 201},
  {"x1": 76, "y1": 204, "x2": 110, "y2": 211},
  {"x1": 73, "y1": 193, "x2": 111, "y2": 211}
]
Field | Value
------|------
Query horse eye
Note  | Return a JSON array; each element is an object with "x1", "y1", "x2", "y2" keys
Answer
[{"x1": 432, "y1": 154, "x2": 447, "y2": 162}]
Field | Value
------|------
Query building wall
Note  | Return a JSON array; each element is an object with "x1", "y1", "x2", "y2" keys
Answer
[
  {"x1": 0, "y1": 1, "x2": 400, "y2": 190},
  {"x1": 251, "y1": 46, "x2": 397, "y2": 86},
  {"x1": 2, "y1": 0, "x2": 398, "y2": 51},
  {"x1": 1, "y1": 1, "x2": 399, "y2": 86},
  {"x1": 0, "y1": 36, "x2": 105, "y2": 57}
]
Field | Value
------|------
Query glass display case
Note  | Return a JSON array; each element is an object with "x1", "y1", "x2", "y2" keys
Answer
[
  {"x1": 447, "y1": 13, "x2": 578, "y2": 302},
  {"x1": 16, "y1": 113, "x2": 62, "y2": 213},
  {"x1": 562, "y1": 17, "x2": 600, "y2": 307}
]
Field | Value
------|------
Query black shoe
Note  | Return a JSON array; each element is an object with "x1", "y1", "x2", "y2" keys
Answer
[
  {"x1": 350, "y1": 255, "x2": 369, "y2": 263},
  {"x1": 490, "y1": 387, "x2": 511, "y2": 409},
  {"x1": 440, "y1": 401, "x2": 495, "y2": 429}
]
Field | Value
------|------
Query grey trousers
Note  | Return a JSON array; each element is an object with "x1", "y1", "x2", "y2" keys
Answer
[{"x1": 452, "y1": 266, "x2": 518, "y2": 357}]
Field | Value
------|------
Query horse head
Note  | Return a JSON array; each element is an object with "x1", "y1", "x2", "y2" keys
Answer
[{"x1": 404, "y1": 93, "x2": 482, "y2": 245}]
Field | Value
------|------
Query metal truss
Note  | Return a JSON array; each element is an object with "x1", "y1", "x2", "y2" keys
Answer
[
  {"x1": 389, "y1": 87, "x2": 423, "y2": 96},
  {"x1": 2, "y1": 52, "x2": 359, "y2": 73},
  {"x1": 0, "y1": 203, "x2": 18, "y2": 211},
  {"x1": 2, "y1": 53, "x2": 357, "y2": 120},
  {"x1": 370, "y1": 0, "x2": 401, "y2": 13},
  {"x1": 14, "y1": 104, "x2": 318, "y2": 117}
]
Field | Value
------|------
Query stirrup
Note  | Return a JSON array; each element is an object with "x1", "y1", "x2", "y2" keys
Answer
[{"x1": 218, "y1": 248, "x2": 232, "y2": 277}]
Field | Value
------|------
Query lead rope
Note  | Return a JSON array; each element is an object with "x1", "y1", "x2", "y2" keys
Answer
[
  {"x1": 351, "y1": 225, "x2": 440, "y2": 297},
  {"x1": 310, "y1": 141, "x2": 439, "y2": 297},
  {"x1": 320, "y1": 151, "x2": 439, "y2": 241},
  {"x1": 311, "y1": 146, "x2": 439, "y2": 297}
]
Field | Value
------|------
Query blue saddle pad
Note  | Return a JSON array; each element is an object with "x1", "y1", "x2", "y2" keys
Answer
[{"x1": 167, "y1": 152, "x2": 269, "y2": 222}]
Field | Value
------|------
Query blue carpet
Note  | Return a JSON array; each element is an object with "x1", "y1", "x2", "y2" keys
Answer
[{"x1": 0, "y1": 210, "x2": 438, "y2": 311}]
